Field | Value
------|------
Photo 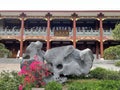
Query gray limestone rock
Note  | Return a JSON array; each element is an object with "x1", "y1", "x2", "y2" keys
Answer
[
  {"x1": 21, "y1": 41, "x2": 45, "y2": 68},
  {"x1": 44, "y1": 45, "x2": 94, "y2": 83},
  {"x1": 20, "y1": 41, "x2": 94, "y2": 83}
]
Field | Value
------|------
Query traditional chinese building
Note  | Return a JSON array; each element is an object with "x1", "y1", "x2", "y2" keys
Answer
[{"x1": 0, "y1": 10, "x2": 120, "y2": 59}]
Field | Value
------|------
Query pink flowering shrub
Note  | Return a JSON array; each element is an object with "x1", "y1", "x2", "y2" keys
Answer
[{"x1": 18, "y1": 55, "x2": 51, "y2": 89}]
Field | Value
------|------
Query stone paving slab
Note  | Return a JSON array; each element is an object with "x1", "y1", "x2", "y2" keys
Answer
[
  {"x1": 0, "y1": 58, "x2": 21, "y2": 64},
  {"x1": 0, "y1": 58, "x2": 21, "y2": 72},
  {"x1": 92, "y1": 59, "x2": 120, "y2": 71},
  {"x1": 0, "y1": 63, "x2": 20, "y2": 72}
]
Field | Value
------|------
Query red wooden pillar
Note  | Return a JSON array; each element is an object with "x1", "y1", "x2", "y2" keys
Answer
[
  {"x1": 46, "y1": 13, "x2": 52, "y2": 50},
  {"x1": 96, "y1": 42, "x2": 99, "y2": 59},
  {"x1": 72, "y1": 13, "x2": 78, "y2": 48},
  {"x1": 98, "y1": 13, "x2": 104, "y2": 59},
  {"x1": 19, "y1": 13, "x2": 26, "y2": 58}
]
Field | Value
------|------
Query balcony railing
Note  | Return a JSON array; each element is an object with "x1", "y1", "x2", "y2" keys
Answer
[
  {"x1": 103, "y1": 29, "x2": 112, "y2": 36},
  {"x1": 76, "y1": 29, "x2": 112, "y2": 36},
  {"x1": 0, "y1": 28, "x2": 112, "y2": 37},
  {"x1": 24, "y1": 29, "x2": 46, "y2": 36},
  {"x1": 76, "y1": 30, "x2": 99, "y2": 36},
  {"x1": 0, "y1": 29, "x2": 20, "y2": 35}
]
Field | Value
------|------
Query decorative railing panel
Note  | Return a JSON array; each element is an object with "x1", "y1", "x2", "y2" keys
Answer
[
  {"x1": 0, "y1": 29, "x2": 113, "y2": 37},
  {"x1": 0, "y1": 29, "x2": 20, "y2": 35},
  {"x1": 76, "y1": 30, "x2": 99, "y2": 36},
  {"x1": 103, "y1": 29, "x2": 112, "y2": 36},
  {"x1": 54, "y1": 30, "x2": 69, "y2": 37},
  {"x1": 24, "y1": 29, "x2": 46, "y2": 36}
]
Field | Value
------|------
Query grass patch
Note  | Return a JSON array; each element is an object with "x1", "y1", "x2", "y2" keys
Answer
[
  {"x1": 64, "y1": 79, "x2": 120, "y2": 90},
  {"x1": 115, "y1": 61, "x2": 120, "y2": 67}
]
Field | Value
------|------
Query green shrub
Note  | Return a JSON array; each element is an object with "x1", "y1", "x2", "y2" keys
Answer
[
  {"x1": 106, "y1": 70, "x2": 120, "y2": 80},
  {"x1": 115, "y1": 61, "x2": 120, "y2": 67},
  {"x1": 104, "y1": 45, "x2": 120, "y2": 60},
  {"x1": 0, "y1": 71, "x2": 36, "y2": 90},
  {"x1": 24, "y1": 83, "x2": 34, "y2": 90},
  {"x1": 90, "y1": 67, "x2": 120, "y2": 80},
  {"x1": 45, "y1": 81, "x2": 62, "y2": 90},
  {"x1": 90, "y1": 67, "x2": 107, "y2": 79},
  {"x1": 0, "y1": 71, "x2": 23, "y2": 90},
  {"x1": 0, "y1": 43, "x2": 12, "y2": 58},
  {"x1": 112, "y1": 23, "x2": 120, "y2": 40},
  {"x1": 104, "y1": 46, "x2": 117, "y2": 60},
  {"x1": 115, "y1": 45, "x2": 120, "y2": 59}
]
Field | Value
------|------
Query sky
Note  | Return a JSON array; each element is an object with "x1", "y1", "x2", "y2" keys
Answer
[{"x1": 0, "y1": 0, "x2": 120, "y2": 10}]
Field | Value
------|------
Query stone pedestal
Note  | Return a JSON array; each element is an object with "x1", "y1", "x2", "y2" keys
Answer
[{"x1": 32, "y1": 88, "x2": 44, "y2": 90}]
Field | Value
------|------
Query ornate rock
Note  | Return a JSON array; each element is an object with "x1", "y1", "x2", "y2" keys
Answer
[
  {"x1": 44, "y1": 45, "x2": 94, "y2": 83},
  {"x1": 21, "y1": 41, "x2": 45, "y2": 68},
  {"x1": 21, "y1": 41, "x2": 94, "y2": 83}
]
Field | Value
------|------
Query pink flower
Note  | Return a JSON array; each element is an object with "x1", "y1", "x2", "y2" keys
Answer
[
  {"x1": 24, "y1": 76, "x2": 31, "y2": 83},
  {"x1": 30, "y1": 61, "x2": 43, "y2": 71},
  {"x1": 40, "y1": 81, "x2": 45, "y2": 86},
  {"x1": 19, "y1": 84, "x2": 23, "y2": 90},
  {"x1": 18, "y1": 55, "x2": 51, "y2": 88},
  {"x1": 18, "y1": 66, "x2": 27, "y2": 75}
]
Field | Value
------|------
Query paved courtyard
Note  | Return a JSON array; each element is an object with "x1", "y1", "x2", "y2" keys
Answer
[
  {"x1": 0, "y1": 58, "x2": 21, "y2": 72},
  {"x1": 0, "y1": 58, "x2": 120, "y2": 72},
  {"x1": 92, "y1": 59, "x2": 120, "y2": 71}
]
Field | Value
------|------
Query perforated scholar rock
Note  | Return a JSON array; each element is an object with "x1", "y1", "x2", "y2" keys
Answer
[
  {"x1": 21, "y1": 41, "x2": 94, "y2": 83},
  {"x1": 44, "y1": 45, "x2": 94, "y2": 83}
]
